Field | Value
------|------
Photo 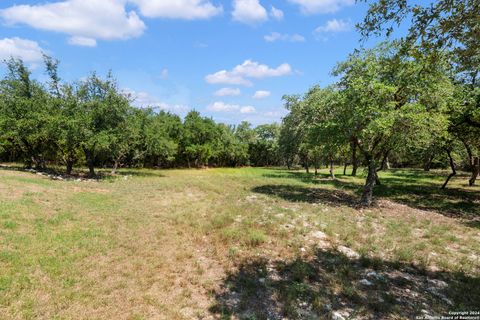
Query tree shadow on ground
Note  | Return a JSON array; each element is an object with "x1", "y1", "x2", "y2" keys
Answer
[
  {"x1": 0, "y1": 164, "x2": 163, "y2": 180},
  {"x1": 252, "y1": 184, "x2": 359, "y2": 209},
  {"x1": 261, "y1": 169, "x2": 480, "y2": 221},
  {"x1": 210, "y1": 248, "x2": 480, "y2": 320}
]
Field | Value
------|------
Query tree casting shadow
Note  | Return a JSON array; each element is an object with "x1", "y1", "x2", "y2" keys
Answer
[
  {"x1": 261, "y1": 169, "x2": 480, "y2": 221},
  {"x1": 252, "y1": 184, "x2": 359, "y2": 209},
  {"x1": 210, "y1": 248, "x2": 480, "y2": 319}
]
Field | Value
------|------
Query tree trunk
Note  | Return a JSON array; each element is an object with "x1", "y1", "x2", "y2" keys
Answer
[
  {"x1": 83, "y1": 146, "x2": 96, "y2": 177},
  {"x1": 423, "y1": 154, "x2": 434, "y2": 171},
  {"x1": 379, "y1": 150, "x2": 391, "y2": 171},
  {"x1": 111, "y1": 160, "x2": 119, "y2": 174},
  {"x1": 361, "y1": 159, "x2": 377, "y2": 206},
  {"x1": 343, "y1": 162, "x2": 347, "y2": 175},
  {"x1": 314, "y1": 166, "x2": 318, "y2": 176},
  {"x1": 469, "y1": 157, "x2": 479, "y2": 186},
  {"x1": 87, "y1": 160, "x2": 95, "y2": 177},
  {"x1": 305, "y1": 162, "x2": 310, "y2": 174},
  {"x1": 351, "y1": 140, "x2": 358, "y2": 177},
  {"x1": 329, "y1": 161, "x2": 335, "y2": 179},
  {"x1": 66, "y1": 161, "x2": 73, "y2": 175},
  {"x1": 33, "y1": 155, "x2": 45, "y2": 170},
  {"x1": 441, "y1": 149, "x2": 456, "y2": 189}
]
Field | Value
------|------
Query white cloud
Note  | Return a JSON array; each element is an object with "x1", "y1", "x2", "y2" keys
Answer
[
  {"x1": 264, "y1": 32, "x2": 305, "y2": 42},
  {"x1": 68, "y1": 36, "x2": 97, "y2": 47},
  {"x1": 253, "y1": 90, "x2": 271, "y2": 99},
  {"x1": 207, "y1": 101, "x2": 256, "y2": 114},
  {"x1": 0, "y1": 37, "x2": 44, "y2": 63},
  {"x1": 314, "y1": 19, "x2": 351, "y2": 40},
  {"x1": 123, "y1": 89, "x2": 188, "y2": 113},
  {"x1": 0, "y1": 0, "x2": 146, "y2": 47},
  {"x1": 131, "y1": 0, "x2": 222, "y2": 19},
  {"x1": 208, "y1": 101, "x2": 239, "y2": 112},
  {"x1": 288, "y1": 0, "x2": 354, "y2": 14},
  {"x1": 240, "y1": 106, "x2": 256, "y2": 114},
  {"x1": 214, "y1": 87, "x2": 241, "y2": 96},
  {"x1": 206, "y1": 70, "x2": 253, "y2": 86},
  {"x1": 315, "y1": 18, "x2": 351, "y2": 33},
  {"x1": 270, "y1": 6, "x2": 284, "y2": 20},
  {"x1": 205, "y1": 60, "x2": 292, "y2": 86},
  {"x1": 232, "y1": 0, "x2": 268, "y2": 25}
]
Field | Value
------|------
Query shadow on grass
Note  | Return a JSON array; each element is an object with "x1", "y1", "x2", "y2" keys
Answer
[
  {"x1": 260, "y1": 169, "x2": 480, "y2": 221},
  {"x1": 0, "y1": 164, "x2": 163, "y2": 180},
  {"x1": 210, "y1": 248, "x2": 480, "y2": 320},
  {"x1": 252, "y1": 184, "x2": 359, "y2": 208}
]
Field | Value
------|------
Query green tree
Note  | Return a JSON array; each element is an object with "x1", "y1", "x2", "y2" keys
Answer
[
  {"x1": 76, "y1": 72, "x2": 130, "y2": 177},
  {"x1": 180, "y1": 111, "x2": 221, "y2": 168},
  {"x1": 279, "y1": 95, "x2": 306, "y2": 170},
  {"x1": 142, "y1": 109, "x2": 182, "y2": 168},
  {"x1": 313, "y1": 43, "x2": 452, "y2": 205},
  {"x1": 359, "y1": 0, "x2": 480, "y2": 130},
  {"x1": 0, "y1": 58, "x2": 53, "y2": 169},
  {"x1": 234, "y1": 121, "x2": 255, "y2": 166},
  {"x1": 249, "y1": 124, "x2": 281, "y2": 167}
]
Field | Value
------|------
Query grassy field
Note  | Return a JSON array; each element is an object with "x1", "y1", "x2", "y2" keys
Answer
[{"x1": 0, "y1": 165, "x2": 479, "y2": 319}]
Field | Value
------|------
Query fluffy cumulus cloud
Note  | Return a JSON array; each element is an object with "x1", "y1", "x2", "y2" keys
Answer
[
  {"x1": 0, "y1": 37, "x2": 44, "y2": 63},
  {"x1": 206, "y1": 60, "x2": 292, "y2": 86},
  {"x1": 314, "y1": 19, "x2": 351, "y2": 40},
  {"x1": 253, "y1": 90, "x2": 271, "y2": 99},
  {"x1": 315, "y1": 18, "x2": 350, "y2": 32},
  {"x1": 264, "y1": 32, "x2": 305, "y2": 42},
  {"x1": 232, "y1": 0, "x2": 268, "y2": 25},
  {"x1": 214, "y1": 87, "x2": 241, "y2": 96},
  {"x1": 288, "y1": 0, "x2": 354, "y2": 14},
  {"x1": 270, "y1": 6, "x2": 284, "y2": 20},
  {"x1": 207, "y1": 101, "x2": 256, "y2": 113},
  {"x1": 130, "y1": 0, "x2": 222, "y2": 19},
  {"x1": 0, "y1": 0, "x2": 146, "y2": 47}
]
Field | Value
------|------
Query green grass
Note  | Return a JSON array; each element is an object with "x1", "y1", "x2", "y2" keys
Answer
[{"x1": 0, "y1": 165, "x2": 478, "y2": 319}]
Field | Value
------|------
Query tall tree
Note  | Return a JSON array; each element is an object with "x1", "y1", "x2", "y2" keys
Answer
[
  {"x1": 180, "y1": 111, "x2": 221, "y2": 168},
  {"x1": 76, "y1": 72, "x2": 130, "y2": 177},
  {"x1": 311, "y1": 43, "x2": 452, "y2": 205},
  {"x1": 0, "y1": 58, "x2": 53, "y2": 169}
]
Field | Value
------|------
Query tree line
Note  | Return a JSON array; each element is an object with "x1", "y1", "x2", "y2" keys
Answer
[{"x1": 0, "y1": 57, "x2": 283, "y2": 176}]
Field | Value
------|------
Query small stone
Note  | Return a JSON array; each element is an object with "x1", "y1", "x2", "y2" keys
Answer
[
  {"x1": 338, "y1": 245, "x2": 360, "y2": 259},
  {"x1": 427, "y1": 279, "x2": 448, "y2": 289},
  {"x1": 331, "y1": 311, "x2": 345, "y2": 320},
  {"x1": 310, "y1": 231, "x2": 328, "y2": 240},
  {"x1": 359, "y1": 279, "x2": 374, "y2": 286},
  {"x1": 442, "y1": 297, "x2": 453, "y2": 306}
]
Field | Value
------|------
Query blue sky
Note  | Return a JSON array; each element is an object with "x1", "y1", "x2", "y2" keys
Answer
[{"x1": 0, "y1": 0, "x2": 381, "y2": 125}]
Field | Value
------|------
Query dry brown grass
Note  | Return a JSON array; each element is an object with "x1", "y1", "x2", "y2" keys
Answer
[{"x1": 0, "y1": 167, "x2": 478, "y2": 319}]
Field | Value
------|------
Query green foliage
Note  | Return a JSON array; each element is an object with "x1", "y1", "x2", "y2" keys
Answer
[
  {"x1": 249, "y1": 123, "x2": 281, "y2": 167},
  {"x1": 0, "y1": 58, "x2": 54, "y2": 168}
]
